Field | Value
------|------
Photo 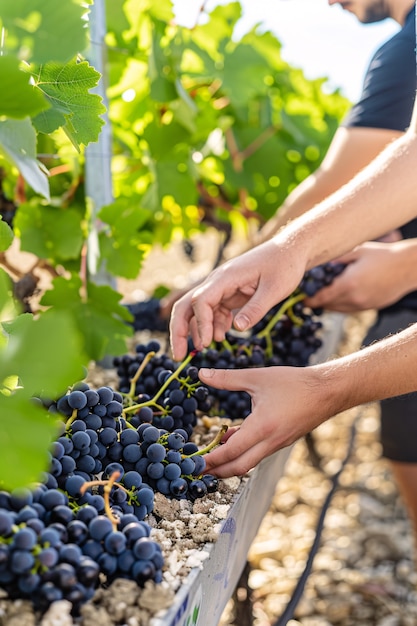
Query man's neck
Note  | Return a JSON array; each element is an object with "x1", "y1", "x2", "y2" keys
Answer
[{"x1": 390, "y1": 0, "x2": 415, "y2": 25}]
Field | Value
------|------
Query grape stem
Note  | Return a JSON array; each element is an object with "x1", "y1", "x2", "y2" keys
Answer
[
  {"x1": 287, "y1": 306, "x2": 304, "y2": 326},
  {"x1": 185, "y1": 424, "x2": 228, "y2": 457},
  {"x1": 80, "y1": 471, "x2": 124, "y2": 529},
  {"x1": 123, "y1": 350, "x2": 197, "y2": 416},
  {"x1": 65, "y1": 409, "x2": 79, "y2": 432},
  {"x1": 256, "y1": 292, "x2": 306, "y2": 339},
  {"x1": 128, "y1": 351, "x2": 156, "y2": 398}
]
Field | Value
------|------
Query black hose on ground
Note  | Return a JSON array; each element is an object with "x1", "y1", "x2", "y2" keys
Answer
[{"x1": 273, "y1": 416, "x2": 359, "y2": 626}]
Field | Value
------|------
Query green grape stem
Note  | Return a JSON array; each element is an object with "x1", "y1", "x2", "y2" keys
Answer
[
  {"x1": 287, "y1": 306, "x2": 305, "y2": 325},
  {"x1": 220, "y1": 338, "x2": 234, "y2": 352},
  {"x1": 123, "y1": 350, "x2": 197, "y2": 417},
  {"x1": 128, "y1": 351, "x2": 156, "y2": 398},
  {"x1": 184, "y1": 424, "x2": 228, "y2": 457},
  {"x1": 65, "y1": 409, "x2": 79, "y2": 432},
  {"x1": 256, "y1": 291, "x2": 306, "y2": 339}
]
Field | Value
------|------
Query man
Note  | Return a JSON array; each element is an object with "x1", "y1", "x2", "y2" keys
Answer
[
  {"x1": 251, "y1": 0, "x2": 417, "y2": 544},
  {"x1": 171, "y1": 0, "x2": 417, "y2": 536}
]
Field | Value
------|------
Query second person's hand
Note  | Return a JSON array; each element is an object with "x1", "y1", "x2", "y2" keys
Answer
[
  {"x1": 305, "y1": 240, "x2": 417, "y2": 312},
  {"x1": 199, "y1": 365, "x2": 339, "y2": 478}
]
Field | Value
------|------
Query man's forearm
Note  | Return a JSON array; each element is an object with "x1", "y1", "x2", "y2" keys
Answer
[{"x1": 314, "y1": 322, "x2": 417, "y2": 416}]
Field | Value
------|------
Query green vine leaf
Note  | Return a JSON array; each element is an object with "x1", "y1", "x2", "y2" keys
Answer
[
  {"x1": 41, "y1": 276, "x2": 133, "y2": 361},
  {"x1": 98, "y1": 199, "x2": 152, "y2": 279},
  {"x1": 0, "y1": 118, "x2": 50, "y2": 200},
  {"x1": 0, "y1": 311, "x2": 86, "y2": 397},
  {"x1": 0, "y1": 393, "x2": 58, "y2": 489},
  {"x1": 14, "y1": 202, "x2": 84, "y2": 261},
  {"x1": 0, "y1": 56, "x2": 49, "y2": 119},
  {"x1": 32, "y1": 60, "x2": 106, "y2": 150},
  {"x1": 72, "y1": 284, "x2": 134, "y2": 361}
]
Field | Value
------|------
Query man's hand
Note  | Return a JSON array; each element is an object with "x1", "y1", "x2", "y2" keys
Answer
[
  {"x1": 305, "y1": 240, "x2": 417, "y2": 312},
  {"x1": 199, "y1": 366, "x2": 334, "y2": 478},
  {"x1": 170, "y1": 238, "x2": 307, "y2": 360}
]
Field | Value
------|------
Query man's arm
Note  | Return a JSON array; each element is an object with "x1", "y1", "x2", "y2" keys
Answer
[
  {"x1": 170, "y1": 114, "x2": 417, "y2": 360},
  {"x1": 160, "y1": 126, "x2": 400, "y2": 319},
  {"x1": 200, "y1": 321, "x2": 417, "y2": 477},
  {"x1": 288, "y1": 126, "x2": 417, "y2": 270}
]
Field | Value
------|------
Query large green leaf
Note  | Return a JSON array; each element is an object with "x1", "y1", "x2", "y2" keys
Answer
[
  {"x1": 0, "y1": 311, "x2": 86, "y2": 397},
  {"x1": 191, "y1": 2, "x2": 241, "y2": 59},
  {"x1": 32, "y1": 60, "x2": 106, "y2": 150},
  {"x1": 141, "y1": 158, "x2": 198, "y2": 214},
  {"x1": 0, "y1": 56, "x2": 49, "y2": 119},
  {"x1": 221, "y1": 43, "x2": 273, "y2": 106},
  {"x1": 0, "y1": 0, "x2": 88, "y2": 64},
  {"x1": 124, "y1": 0, "x2": 174, "y2": 36},
  {"x1": 240, "y1": 29, "x2": 286, "y2": 71},
  {"x1": 72, "y1": 289, "x2": 133, "y2": 360},
  {"x1": 14, "y1": 202, "x2": 84, "y2": 261},
  {"x1": 0, "y1": 393, "x2": 58, "y2": 489},
  {"x1": 0, "y1": 118, "x2": 50, "y2": 200},
  {"x1": 142, "y1": 118, "x2": 192, "y2": 160},
  {"x1": 98, "y1": 199, "x2": 152, "y2": 278},
  {"x1": 41, "y1": 276, "x2": 133, "y2": 361}
]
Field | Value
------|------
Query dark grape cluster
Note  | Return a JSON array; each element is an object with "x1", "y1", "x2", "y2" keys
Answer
[
  {"x1": 125, "y1": 298, "x2": 168, "y2": 332},
  {"x1": 43, "y1": 351, "x2": 217, "y2": 506},
  {"x1": 1, "y1": 344, "x2": 221, "y2": 615},
  {"x1": 298, "y1": 261, "x2": 346, "y2": 298},
  {"x1": 113, "y1": 341, "x2": 210, "y2": 437},
  {"x1": 0, "y1": 484, "x2": 162, "y2": 616},
  {"x1": 131, "y1": 424, "x2": 218, "y2": 500}
]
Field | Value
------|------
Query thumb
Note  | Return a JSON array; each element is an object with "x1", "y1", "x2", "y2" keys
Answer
[
  {"x1": 233, "y1": 286, "x2": 277, "y2": 332},
  {"x1": 199, "y1": 367, "x2": 254, "y2": 392}
]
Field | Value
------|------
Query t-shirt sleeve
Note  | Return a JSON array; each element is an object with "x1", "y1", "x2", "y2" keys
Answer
[{"x1": 343, "y1": 24, "x2": 417, "y2": 132}]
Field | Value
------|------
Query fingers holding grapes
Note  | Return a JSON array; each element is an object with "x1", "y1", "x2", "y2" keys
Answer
[{"x1": 199, "y1": 366, "x2": 331, "y2": 478}]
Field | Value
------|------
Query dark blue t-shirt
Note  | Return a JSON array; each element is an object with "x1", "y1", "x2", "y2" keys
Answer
[{"x1": 343, "y1": 6, "x2": 417, "y2": 312}]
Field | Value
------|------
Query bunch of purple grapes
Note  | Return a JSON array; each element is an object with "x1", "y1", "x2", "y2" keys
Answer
[
  {"x1": 113, "y1": 340, "x2": 211, "y2": 436},
  {"x1": 9, "y1": 343, "x2": 222, "y2": 615},
  {"x1": 125, "y1": 298, "x2": 168, "y2": 332},
  {"x1": 0, "y1": 484, "x2": 162, "y2": 616},
  {"x1": 298, "y1": 261, "x2": 346, "y2": 298},
  {"x1": 131, "y1": 424, "x2": 218, "y2": 500},
  {"x1": 42, "y1": 365, "x2": 217, "y2": 506}
]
